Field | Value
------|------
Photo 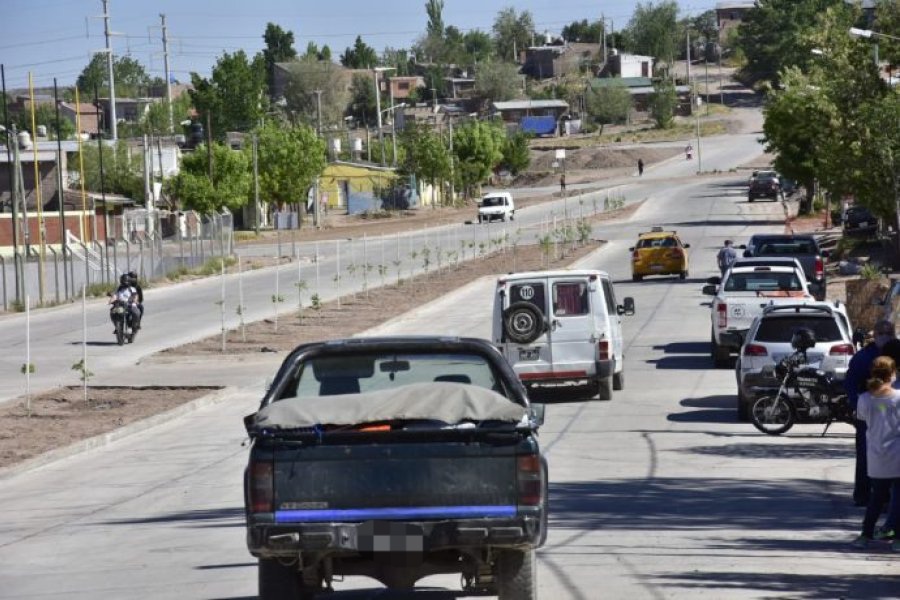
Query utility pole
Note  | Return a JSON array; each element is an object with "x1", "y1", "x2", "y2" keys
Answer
[
  {"x1": 101, "y1": 0, "x2": 118, "y2": 141},
  {"x1": 313, "y1": 89, "x2": 323, "y2": 137},
  {"x1": 601, "y1": 13, "x2": 606, "y2": 64},
  {"x1": 206, "y1": 112, "x2": 213, "y2": 183},
  {"x1": 252, "y1": 133, "x2": 260, "y2": 234},
  {"x1": 313, "y1": 89, "x2": 323, "y2": 229},
  {"x1": 160, "y1": 14, "x2": 173, "y2": 134},
  {"x1": 53, "y1": 78, "x2": 69, "y2": 298},
  {"x1": 686, "y1": 31, "x2": 692, "y2": 91},
  {"x1": 1, "y1": 64, "x2": 22, "y2": 303}
]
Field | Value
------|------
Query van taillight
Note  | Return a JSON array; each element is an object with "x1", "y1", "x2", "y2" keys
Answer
[
  {"x1": 717, "y1": 303, "x2": 727, "y2": 328},
  {"x1": 829, "y1": 343, "x2": 855, "y2": 356},
  {"x1": 249, "y1": 460, "x2": 274, "y2": 513},
  {"x1": 815, "y1": 257, "x2": 824, "y2": 280},
  {"x1": 743, "y1": 344, "x2": 768, "y2": 356},
  {"x1": 597, "y1": 340, "x2": 610, "y2": 360},
  {"x1": 517, "y1": 455, "x2": 542, "y2": 506}
]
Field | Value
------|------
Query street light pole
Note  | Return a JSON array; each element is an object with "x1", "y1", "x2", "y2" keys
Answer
[{"x1": 372, "y1": 67, "x2": 396, "y2": 167}]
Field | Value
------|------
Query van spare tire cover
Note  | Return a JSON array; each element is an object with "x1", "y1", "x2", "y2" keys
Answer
[{"x1": 503, "y1": 302, "x2": 546, "y2": 344}]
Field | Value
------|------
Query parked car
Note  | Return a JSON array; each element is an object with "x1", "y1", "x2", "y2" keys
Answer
[
  {"x1": 493, "y1": 269, "x2": 635, "y2": 400},
  {"x1": 629, "y1": 227, "x2": 690, "y2": 281},
  {"x1": 748, "y1": 172, "x2": 783, "y2": 202},
  {"x1": 843, "y1": 205, "x2": 878, "y2": 237},
  {"x1": 703, "y1": 263, "x2": 814, "y2": 367},
  {"x1": 739, "y1": 234, "x2": 829, "y2": 301},
  {"x1": 478, "y1": 192, "x2": 515, "y2": 223},
  {"x1": 735, "y1": 302, "x2": 854, "y2": 421}
]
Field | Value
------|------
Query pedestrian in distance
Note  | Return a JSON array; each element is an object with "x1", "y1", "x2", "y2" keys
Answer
[
  {"x1": 559, "y1": 173, "x2": 567, "y2": 195},
  {"x1": 637, "y1": 158, "x2": 644, "y2": 176},
  {"x1": 851, "y1": 355, "x2": 900, "y2": 550},
  {"x1": 685, "y1": 143, "x2": 693, "y2": 160},
  {"x1": 846, "y1": 321, "x2": 897, "y2": 507},
  {"x1": 716, "y1": 240, "x2": 738, "y2": 276}
]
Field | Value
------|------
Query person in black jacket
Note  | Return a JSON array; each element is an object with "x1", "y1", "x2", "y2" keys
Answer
[{"x1": 125, "y1": 270, "x2": 144, "y2": 329}]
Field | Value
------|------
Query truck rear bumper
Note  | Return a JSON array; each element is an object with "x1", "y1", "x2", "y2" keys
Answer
[{"x1": 248, "y1": 514, "x2": 543, "y2": 558}]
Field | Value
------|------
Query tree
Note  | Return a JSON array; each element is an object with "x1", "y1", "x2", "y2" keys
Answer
[
  {"x1": 189, "y1": 50, "x2": 268, "y2": 139},
  {"x1": 874, "y1": 0, "x2": 900, "y2": 67},
  {"x1": 76, "y1": 54, "x2": 152, "y2": 98},
  {"x1": 648, "y1": 78, "x2": 677, "y2": 129},
  {"x1": 586, "y1": 81, "x2": 633, "y2": 135},
  {"x1": 474, "y1": 60, "x2": 522, "y2": 105},
  {"x1": 425, "y1": 0, "x2": 445, "y2": 37},
  {"x1": 340, "y1": 35, "x2": 378, "y2": 68},
  {"x1": 282, "y1": 58, "x2": 350, "y2": 128},
  {"x1": 623, "y1": 1, "x2": 680, "y2": 71},
  {"x1": 382, "y1": 47, "x2": 413, "y2": 76},
  {"x1": 493, "y1": 8, "x2": 535, "y2": 62},
  {"x1": 141, "y1": 93, "x2": 193, "y2": 135},
  {"x1": 452, "y1": 120, "x2": 505, "y2": 197},
  {"x1": 255, "y1": 122, "x2": 326, "y2": 211},
  {"x1": 561, "y1": 19, "x2": 604, "y2": 43},
  {"x1": 262, "y1": 23, "x2": 297, "y2": 100},
  {"x1": 400, "y1": 125, "x2": 451, "y2": 203},
  {"x1": 75, "y1": 141, "x2": 143, "y2": 200},
  {"x1": 464, "y1": 30, "x2": 495, "y2": 63},
  {"x1": 12, "y1": 103, "x2": 75, "y2": 140},
  {"x1": 500, "y1": 131, "x2": 530, "y2": 175},
  {"x1": 348, "y1": 73, "x2": 377, "y2": 125},
  {"x1": 165, "y1": 143, "x2": 251, "y2": 214}
]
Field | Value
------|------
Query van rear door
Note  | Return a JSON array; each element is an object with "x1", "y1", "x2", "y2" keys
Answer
[
  {"x1": 546, "y1": 278, "x2": 596, "y2": 379},
  {"x1": 502, "y1": 278, "x2": 553, "y2": 375}
]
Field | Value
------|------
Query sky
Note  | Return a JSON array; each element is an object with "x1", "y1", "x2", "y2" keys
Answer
[{"x1": 1, "y1": 0, "x2": 719, "y2": 92}]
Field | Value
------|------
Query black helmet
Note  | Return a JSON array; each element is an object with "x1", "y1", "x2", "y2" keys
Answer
[
  {"x1": 119, "y1": 273, "x2": 129, "y2": 285},
  {"x1": 791, "y1": 327, "x2": 816, "y2": 351},
  {"x1": 126, "y1": 270, "x2": 138, "y2": 284}
]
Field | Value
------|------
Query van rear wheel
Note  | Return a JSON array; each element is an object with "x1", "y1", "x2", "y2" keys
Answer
[
  {"x1": 595, "y1": 376, "x2": 612, "y2": 400},
  {"x1": 613, "y1": 370, "x2": 624, "y2": 391}
]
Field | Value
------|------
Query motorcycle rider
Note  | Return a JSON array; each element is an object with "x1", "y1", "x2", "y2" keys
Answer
[
  {"x1": 109, "y1": 274, "x2": 141, "y2": 332},
  {"x1": 125, "y1": 270, "x2": 144, "y2": 328}
]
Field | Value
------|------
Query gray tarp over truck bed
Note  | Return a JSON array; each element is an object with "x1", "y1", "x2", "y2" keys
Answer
[{"x1": 251, "y1": 381, "x2": 528, "y2": 430}]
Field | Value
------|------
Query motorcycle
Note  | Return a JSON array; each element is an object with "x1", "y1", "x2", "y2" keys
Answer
[
  {"x1": 110, "y1": 299, "x2": 138, "y2": 346},
  {"x1": 750, "y1": 348, "x2": 854, "y2": 436}
]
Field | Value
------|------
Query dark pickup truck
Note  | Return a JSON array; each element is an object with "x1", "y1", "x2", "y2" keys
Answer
[
  {"x1": 740, "y1": 234, "x2": 829, "y2": 300},
  {"x1": 243, "y1": 336, "x2": 548, "y2": 599}
]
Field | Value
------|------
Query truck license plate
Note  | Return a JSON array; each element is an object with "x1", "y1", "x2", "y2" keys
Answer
[
  {"x1": 859, "y1": 221, "x2": 868, "y2": 228},
  {"x1": 519, "y1": 348, "x2": 541, "y2": 360}
]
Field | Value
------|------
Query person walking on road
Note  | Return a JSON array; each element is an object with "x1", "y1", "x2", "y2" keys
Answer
[
  {"x1": 716, "y1": 240, "x2": 738, "y2": 276},
  {"x1": 637, "y1": 158, "x2": 644, "y2": 176},
  {"x1": 685, "y1": 143, "x2": 693, "y2": 160},
  {"x1": 559, "y1": 173, "x2": 567, "y2": 195},
  {"x1": 846, "y1": 321, "x2": 896, "y2": 507},
  {"x1": 851, "y1": 355, "x2": 900, "y2": 550}
]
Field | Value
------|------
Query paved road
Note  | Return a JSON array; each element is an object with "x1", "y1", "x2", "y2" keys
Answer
[{"x1": 3, "y1": 163, "x2": 895, "y2": 598}]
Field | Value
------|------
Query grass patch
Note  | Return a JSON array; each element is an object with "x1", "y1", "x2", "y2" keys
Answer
[
  {"x1": 234, "y1": 231, "x2": 261, "y2": 243},
  {"x1": 196, "y1": 256, "x2": 238, "y2": 276}
]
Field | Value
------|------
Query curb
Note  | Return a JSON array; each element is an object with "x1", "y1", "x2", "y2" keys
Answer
[{"x1": 0, "y1": 386, "x2": 237, "y2": 481}]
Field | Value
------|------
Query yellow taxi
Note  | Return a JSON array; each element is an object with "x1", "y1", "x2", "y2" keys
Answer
[{"x1": 629, "y1": 227, "x2": 690, "y2": 281}]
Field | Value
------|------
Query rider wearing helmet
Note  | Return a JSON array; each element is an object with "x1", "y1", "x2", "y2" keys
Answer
[
  {"x1": 110, "y1": 273, "x2": 141, "y2": 332},
  {"x1": 125, "y1": 270, "x2": 144, "y2": 329}
]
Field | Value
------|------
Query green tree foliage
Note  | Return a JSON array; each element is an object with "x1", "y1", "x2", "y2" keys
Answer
[
  {"x1": 166, "y1": 144, "x2": 251, "y2": 214},
  {"x1": 464, "y1": 30, "x2": 495, "y2": 63},
  {"x1": 141, "y1": 94, "x2": 193, "y2": 135},
  {"x1": 255, "y1": 122, "x2": 326, "y2": 210},
  {"x1": 76, "y1": 55, "x2": 152, "y2": 98},
  {"x1": 736, "y1": 0, "x2": 847, "y2": 88},
  {"x1": 500, "y1": 131, "x2": 531, "y2": 175},
  {"x1": 561, "y1": 19, "x2": 604, "y2": 43},
  {"x1": 690, "y1": 10, "x2": 719, "y2": 43},
  {"x1": 874, "y1": 0, "x2": 900, "y2": 66},
  {"x1": 493, "y1": 8, "x2": 535, "y2": 62},
  {"x1": 648, "y1": 78, "x2": 677, "y2": 129},
  {"x1": 425, "y1": 0, "x2": 445, "y2": 37},
  {"x1": 348, "y1": 73, "x2": 377, "y2": 125},
  {"x1": 12, "y1": 103, "x2": 75, "y2": 140},
  {"x1": 854, "y1": 88, "x2": 900, "y2": 222},
  {"x1": 340, "y1": 36, "x2": 378, "y2": 68},
  {"x1": 382, "y1": 47, "x2": 413, "y2": 76},
  {"x1": 400, "y1": 124, "x2": 451, "y2": 198},
  {"x1": 474, "y1": 60, "x2": 523, "y2": 105},
  {"x1": 586, "y1": 81, "x2": 633, "y2": 135},
  {"x1": 623, "y1": 1, "x2": 680, "y2": 69},
  {"x1": 190, "y1": 50, "x2": 268, "y2": 139},
  {"x1": 262, "y1": 23, "x2": 297, "y2": 100},
  {"x1": 282, "y1": 58, "x2": 349, "y2": 129},
  {"x1": 75, "y1": 141, "x2": 143, "y2": 200},
  {"x1": 452, "y1": 120, "x2": 505, "y2": 197}
]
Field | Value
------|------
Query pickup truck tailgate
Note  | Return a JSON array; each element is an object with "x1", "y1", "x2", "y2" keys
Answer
[{"x1": 271, "y1": 440, "x2": 521, "y2": 522}]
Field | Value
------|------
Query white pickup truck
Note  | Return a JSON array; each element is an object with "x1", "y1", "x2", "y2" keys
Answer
[{"x1": 702, "y1": 259, "x2": 813, "y2": 367}]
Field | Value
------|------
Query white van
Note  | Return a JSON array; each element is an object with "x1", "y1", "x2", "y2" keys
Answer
[
  {"x1": 478, "y1": 192, "x2": 515, "y2": 223},
  {"x1": 492, "y1": 269, "x2": 635, "y2": 400}
]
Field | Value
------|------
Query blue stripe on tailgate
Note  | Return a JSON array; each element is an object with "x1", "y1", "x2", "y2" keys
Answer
[{"x1": 275, "y1": 505, "x2": 517, "y2": 523}]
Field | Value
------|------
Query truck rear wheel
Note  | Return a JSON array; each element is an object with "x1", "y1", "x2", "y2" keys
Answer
[
  {"x1": 496, "y1": 549, "x2": 537, "y2": 600},
  {"x1": 259, "y1": 559, "x2": 320, "y2": 600}
]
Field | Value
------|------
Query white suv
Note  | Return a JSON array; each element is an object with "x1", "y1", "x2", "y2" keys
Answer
[
  {"x1": 478, "y1": 192, "x2": 515, "y2": 223},
  {"x1": 735, "y1": 302, "x2": 854, "y2": 421}
]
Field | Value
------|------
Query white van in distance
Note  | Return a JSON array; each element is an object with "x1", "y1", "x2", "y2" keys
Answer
[
  {"x1": 478, "y1": 192, "x2": 515, "y2": 223},
  {"x1": 492, "y1": 269, "x2": 635, "y2": 400}
]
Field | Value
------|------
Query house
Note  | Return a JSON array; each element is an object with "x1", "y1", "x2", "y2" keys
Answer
[
  {"x1": 492, "y1": 99, "x2": 569, "y2": 136},
  {"x1": 715, "y1": 1, "x2": 756, "y2": 42},
  {"x1": 444, "y1": 77, "x2": 476, "y2": 100},
  {"x1": 388, "y1": 76, "x2": 426, "y2": 100},
  {"x1": 318, "y1": 161, "x2": 402, "y2": 214},
  {"x1": 58, "y1": 102, "x2": 102, "y2": 135},
  {"x1": 524, "y1": 43, "x2": 601, "y2": 79},
  {"x1": 94, "y1": 97, "x2": 156, "y2": 127},
  {"x1": 602, "y1": 51, "x2": 654, "y2": 79}
]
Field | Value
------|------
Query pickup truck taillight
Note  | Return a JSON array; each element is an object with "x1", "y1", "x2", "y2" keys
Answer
[
  {"x1": 815, "y1": 257, "x2": 824, "y2": 281},
  {"x1": 597, "y1": 340, "x2": 610, "y2": 361},
  {"x1": 743, "y1": 344, "x2": 768, "y2": 356},
  {"x1": 249, "y1": 460, "x2": 274, "y2": 513},
  {"x1": 517, "y1": 455, "x2": 543, "y2": 506},
  {"x1": 717, "y1": 303, "x2": 727, "y2": 328},
  {"x1": 829, "y1": 343, "x2": 855, "y2": 356}
]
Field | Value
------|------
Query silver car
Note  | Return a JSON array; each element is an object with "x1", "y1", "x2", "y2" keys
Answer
[{"x1": 735, "y1": 302, "x2": 855, "y2": 421}]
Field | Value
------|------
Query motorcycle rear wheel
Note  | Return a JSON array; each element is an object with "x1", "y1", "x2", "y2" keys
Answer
[{"x1": 751, "y1": 394, "x2": 795, "y2": 435}]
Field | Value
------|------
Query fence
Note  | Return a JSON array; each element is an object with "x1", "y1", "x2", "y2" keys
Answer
[{"x1": 0, "y1": 211, "x2": 233, "y2": 311}]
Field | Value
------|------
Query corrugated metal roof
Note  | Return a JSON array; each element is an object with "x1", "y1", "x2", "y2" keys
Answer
[
  {"x1": 592, "y1": 77, "x2": 653, "y2": 89},
  {"x1": 715, "y1": 1, "x2": 755, "y2": 10},
  {"x1": 493, "y1": 100, "x2": 569, "y2": 111}
]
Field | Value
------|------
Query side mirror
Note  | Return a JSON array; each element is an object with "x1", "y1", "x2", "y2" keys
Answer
[
  {"x1": 618, "y1": 297, "x2": 636, "y2": 316},
  {"x1": 702, "y1": 284, "x2": 718, "y2": 296},
  {"x1": 529, "y1": 403, "x2": 546, "y2": 427},
  {"x1": 683, "y1": 243, "x2": 691, "y2": 249},
  {"x1": 628, "y1": 247, "x2": 635, "y2": 252},
  {"x1": 706, "y1": 276, "x2": 721, "y2": 285},
  {"x1": 743, "y1": 250, "x2": 752, "y2": 258}
]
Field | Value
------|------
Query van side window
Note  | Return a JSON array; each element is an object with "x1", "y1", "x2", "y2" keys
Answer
[
  {"x1": 601, "y1": 279, "x2": 616, "y2": 314},
  {"x1": 511, "y1": 283, "x2": 546, "y2": 314},
  {"x1": 552, "y1": 282, "x2": 589, "y2": 316}
]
